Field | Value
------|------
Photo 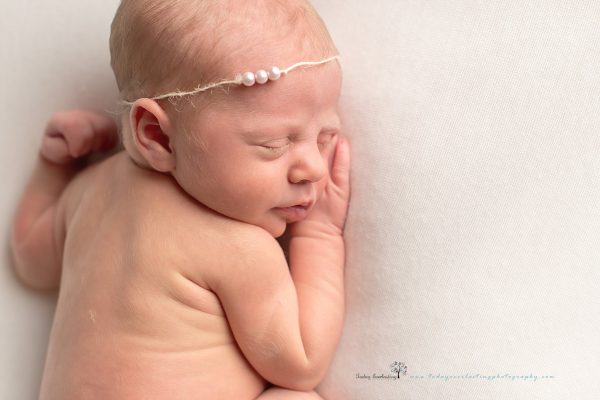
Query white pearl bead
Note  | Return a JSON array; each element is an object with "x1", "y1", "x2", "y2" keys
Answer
[
  {"x1": 268, "y1": 67, "x2": 281, "y2": 81},
  {"x1": 242, "y1": 72, "x2": 256, "y2": 86},
  {"x1": 255, "y1": 70, "x2": 269, "y2": 84}
]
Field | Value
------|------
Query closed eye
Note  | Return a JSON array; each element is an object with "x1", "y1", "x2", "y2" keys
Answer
[{"x1": 259, "y1": 140, "x2": 290, "y2": 155}]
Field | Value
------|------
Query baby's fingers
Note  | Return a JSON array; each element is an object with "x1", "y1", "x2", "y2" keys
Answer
[
  {"x1": 45, "y1": 111, "x2": 117, "y2": 159},
  {"x1": 330, "y1": 136, "x2": 351, "y2": 196},
  {"x1": 41, "y1": 134, "x2": 72, "y2": 164}
]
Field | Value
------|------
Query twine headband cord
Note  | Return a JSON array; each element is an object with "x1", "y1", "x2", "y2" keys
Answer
[{"x1": 119, "y1": 55, "x2": 340, "y2": 106}]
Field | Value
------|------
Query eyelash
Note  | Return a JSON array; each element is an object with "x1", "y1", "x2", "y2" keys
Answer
[
  {"x1": 261, "y1": 144, "x2": 289, "y2": 153},
  {"x1": 260, "y1": 133, "x2": 337, "y2": 153}
]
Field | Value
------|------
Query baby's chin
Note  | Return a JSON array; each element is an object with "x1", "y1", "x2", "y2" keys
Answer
[
  {"x1": 263, "y1": 220, "x2": 288, "y2": 238},
  {"x1": 256, "y1": 213, "x2": 288, "y2": 238},
  {"x1": 222, "y1": 209, "x2": 287, "y2": 238}
]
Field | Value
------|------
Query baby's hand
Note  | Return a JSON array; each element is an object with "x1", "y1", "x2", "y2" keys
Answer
[
  {"x1": 41, "y1": 110, "x2": 118, "y2": 165},
  {"x1": 289, "y1": 136, "x2": 351, "y2": 238}
]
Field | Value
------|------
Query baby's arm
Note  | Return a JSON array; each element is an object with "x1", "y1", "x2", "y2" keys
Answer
[
  {"x1": 210, "y1": 137, "x2": 351, "y2": 390},
  {"x1": 10, "y1": 111, "x2": 117, "y2": 289}
]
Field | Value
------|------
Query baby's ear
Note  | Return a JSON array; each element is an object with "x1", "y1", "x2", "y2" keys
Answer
[{"x1": 129, "y1": 99, "x2": 176, "y2": 172}]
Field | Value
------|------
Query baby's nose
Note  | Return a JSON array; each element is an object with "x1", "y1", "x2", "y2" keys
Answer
[{"x1": 288, "y1": 144, "x2": 327, "y2": 184}]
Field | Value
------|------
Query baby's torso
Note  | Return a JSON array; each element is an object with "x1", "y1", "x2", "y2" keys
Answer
[{"x1": 39, "y1": 152, "x2": 266, "y2": 400}]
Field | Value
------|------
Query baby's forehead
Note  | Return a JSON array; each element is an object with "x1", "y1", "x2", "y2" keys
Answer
[{"x1": 178, "y1": 85, "x2": 341, "y2": 139}]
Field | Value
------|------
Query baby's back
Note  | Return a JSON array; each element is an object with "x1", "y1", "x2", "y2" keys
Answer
[{"x1": 39, "y1": 151, "x2": 266, "y2": 399}]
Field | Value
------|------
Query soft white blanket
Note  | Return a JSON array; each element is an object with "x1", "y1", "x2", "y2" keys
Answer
[{"x1": 315, "y1": 1, "x2": 600, "y2": 399}]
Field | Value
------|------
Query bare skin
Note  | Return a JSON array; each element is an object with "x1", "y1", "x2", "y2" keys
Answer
[{"x1": 10, "y1": 73, "x2": 351, "y2": 400}]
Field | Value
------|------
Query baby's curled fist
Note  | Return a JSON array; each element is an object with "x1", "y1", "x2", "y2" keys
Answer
[{"x1": 41, "y1": 110, "x2": 118, "y2": 165}]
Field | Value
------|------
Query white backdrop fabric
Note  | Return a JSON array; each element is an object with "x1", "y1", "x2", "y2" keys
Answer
[{"x1": 1, "y1": 1, "x2": 599, "y2": 399}]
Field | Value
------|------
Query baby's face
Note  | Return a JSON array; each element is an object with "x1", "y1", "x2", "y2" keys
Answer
[{"x1": 170, "y1": 60, "x2": 342, "y2": 237}]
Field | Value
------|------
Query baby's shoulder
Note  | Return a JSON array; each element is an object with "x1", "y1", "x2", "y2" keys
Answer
[
  {"x1": 183, "y1": 208, "x2": 275, "y2": 254},
  {"x1": 176, "y1": 209, "x2": 283, "y2": 290}
]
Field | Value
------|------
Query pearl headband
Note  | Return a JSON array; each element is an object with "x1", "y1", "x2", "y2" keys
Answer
[{"x1": 119, "y1": 55, "x2": 340, "y2": 106}]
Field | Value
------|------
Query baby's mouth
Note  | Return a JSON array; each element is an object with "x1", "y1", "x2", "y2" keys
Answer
[{"x1": 274, "y1": 204, "x2": 310, "y2": 223}]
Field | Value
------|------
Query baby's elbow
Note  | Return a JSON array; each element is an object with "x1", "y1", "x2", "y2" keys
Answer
[
  {"x1": 300, "y1": 363, "x2": 328, "y2": 391},
  {"x1": 292, "y1": 372, "x2": 323, "y2": 392},
  {"x1": 270, "y1": 360, "x2": 325, "y2": 392}
]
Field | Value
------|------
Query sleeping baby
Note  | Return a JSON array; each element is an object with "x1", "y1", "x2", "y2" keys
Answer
[{"x1": 9, "y1": 0, "x2": 350, "y2": 399}]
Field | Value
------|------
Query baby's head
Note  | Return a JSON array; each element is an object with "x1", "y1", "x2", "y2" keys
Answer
[{"x1": 109, "y1": 0, "x2": 342, "y2": 237}]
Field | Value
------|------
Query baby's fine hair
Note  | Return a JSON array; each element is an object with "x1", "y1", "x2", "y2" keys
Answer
[{"x1": 109, "y1": 0, "x2": 338, "y2": 106}]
